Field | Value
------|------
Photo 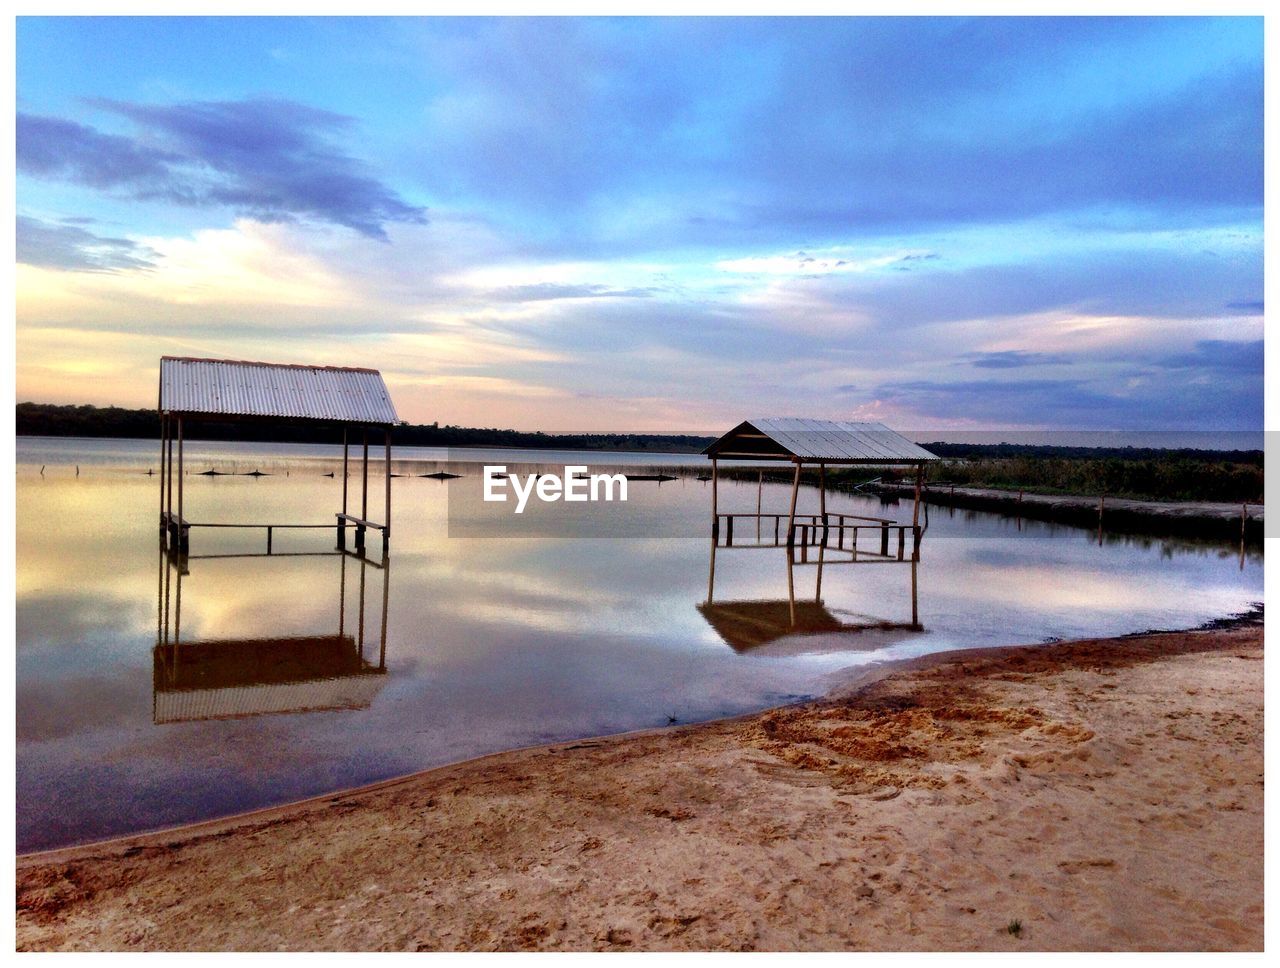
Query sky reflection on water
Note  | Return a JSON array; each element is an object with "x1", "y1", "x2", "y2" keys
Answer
[{"x1": 15, "y1": 438, "x2": 1262, "y2": 852}]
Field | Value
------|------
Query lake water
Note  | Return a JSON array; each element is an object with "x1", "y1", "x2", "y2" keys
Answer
[{"x1": 16, "y1": 436, "x2": 1263, "y2": 852}]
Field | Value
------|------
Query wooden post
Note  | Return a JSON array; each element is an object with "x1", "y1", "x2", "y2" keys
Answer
[
  {"x1": 911, "y1": 558, "x2": 919, "y2": 629},
  {"x1": 815, "y1": 541, "x2": 824, "y2": 604},
  {"x1": 267, "y1": 526, "x2": 273, "y2": 555},
  {"x1": 361, "y1": 429, "x2": 369, "y2": 522},
  {"x1": 819, "y1": 463, "x2": 828, "y2": 546},
  {"x1": 786, "y1": 547, "x2": 796, "y2": 626},
  {"x1": 338, "y1": 427, "x2": 349, "y2": 550},
  {"x1": 159, "y1": 414, "x2": 167, "y2": 527},
  {"x1": 357, "y1": 557, "x2": 367, "y2": 658},
  {"x1": 710, "y1": 458, "x2": 719, "y2": 542},
  {"x1": 747, "y1": 471, "x2": 757, "y2": 540},
  {"x1": 162, "y1": 544, "x2": 171, "y2": 643},
  {"x1": 785, "y1": 461, "x2": 801, "y2": 548},
  {"x1": 912, "y1": 464, "x2": 923, "y2": 530},
  {"x1": 338, "y1": 551, "x2": 346, "y2": 638},
  {"x1": 166, "y1": 418, "x2": 174, "y2": 531},
  {"x1": 156, "y1": 541, "x2": 164, "y2": 644},
  {"x1": 706, "y1": 537, "x2": 717, "y2": 603},
  {"x1": 379, "y1": 559, "x2": 390, "y2": 671},
  {"x1": 173, "y1": 563, "x2": 182, "y2": 645},
  {"x1": 384, "y1": 427, "x2": 392, "y2": 543},
  {"x1": 176, "y1": 417, "x2": 185, "y2": 553}
]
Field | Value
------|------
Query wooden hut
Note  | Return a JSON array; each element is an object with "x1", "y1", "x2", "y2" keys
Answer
[
  {"x1": 157, "y1": 356, "x2": 399, "y2": 557},
  {"x1": 703, "y1": 419, "x2": 939, "y2": 627},
  {"x1": 703, "y1": 418, "x2": 939, "y2": 556}
]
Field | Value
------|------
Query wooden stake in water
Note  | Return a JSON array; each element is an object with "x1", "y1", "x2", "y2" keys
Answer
[{"x1": 747, "y1": 471, "x2": 757, "y2": 540}]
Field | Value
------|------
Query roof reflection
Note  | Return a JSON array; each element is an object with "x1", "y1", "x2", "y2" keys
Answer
[{"x1": 154, "y1": 546, "x2": 389, "y2": 723}]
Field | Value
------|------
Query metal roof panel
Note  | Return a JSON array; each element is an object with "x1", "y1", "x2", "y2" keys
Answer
[
  {"x1": 706, "y1": 417, "x2": 938, "y2": 462},
  {"x1": 159, "y1": 357, "x2": 399, "y2": 425}
]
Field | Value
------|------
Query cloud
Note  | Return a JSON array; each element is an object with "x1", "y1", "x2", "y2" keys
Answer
[
  {"x1": 402, "y1": 17, "x2": 1261, "y2": 252},
  {"x1": 16, "y1": 215, "x2": 157, "y2": 272},
  {"x1": 968, "y1": 350, "x2": 1072, "y2": 369},
  {"x1": 867, "y1": 369, "x2": 1261, "y2": 430},
  {"x1": 1155, "y1": 339, "x2": 1263, "y2": 374},
  {"x1": 715, "y1": 248, "x2": 937, "y2": 276},
  {"x1": 16, "y1": 114, "x2": 178, "y2": 188},
  {"x1": 18, "y1": 99, "x2": 425, "y2": 239},
  {"x1": 485, "y1": 282, "x2": 660, "y2": 303}
]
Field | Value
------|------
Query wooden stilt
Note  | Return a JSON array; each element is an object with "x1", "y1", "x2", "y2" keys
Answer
[
  {"x1": 357, "y1": 557, "x2": 367, "y2": 657},
  {"x1": 819, "y1": 463, "x2": 828, "y2": 546},
  {"x1": 339, "y1": 428, "x2": 349, "y2": 550},
  {"x1": 173, "y1": 564, "x2": 183, "y2": 644},
  {"x1": 384, "y1": 427, "x2": 392, "y2": 552},
  {"x1": 360, "y1": 428, "x2": 369, "y2": 552},
  {"x1": 379, "y1": 560, "x2": 390, "y2": 671},
  {"x1": 785, "y1": 461, "x2": 801, "y2": 548},
  {"x1": 159, "y1": 415, "x2": 168, "y2": 528},
  {"x1": 338, "y1": 551, "x2": 347, "y2": 638},
  {"x1": 747, "y1": 471, "x2": 757, "y2": 545},
  {"x1": 176, "y1": 417, "x2": 185, "y2": 553},
  {"x1": 361, "y1": 429, "x2": 369, "y2": 521},
  {"x1": 156, "y1": 541, "x2": 164, "y2": 644},
  {"x1": 166, "y1": 418, "x2": 174, "y2": 536},
  {"x1": 787, "y1": 549, "x2": 796, "y2": 626},
  {"x1": 815, "y1": 540, "x2": 825, "y2": 603},
  {"x1": 342, "y1": 428, "x2": 349, "y2": 511},
  {"x1": 710, "y1": 458, "x2": 719, "y2": 542},
  {"x1": 162, "y1": 544, "x2": 171, "y2": 643},
  {"x1": 706, "y1": 537, "x2": 717, "y2": 603},
  {"x1": 911, "y1": 557, "x2": 919, "y2": 628},
  {"x1": 912, "y1": 463, "x2": 923, "y2": 530}
]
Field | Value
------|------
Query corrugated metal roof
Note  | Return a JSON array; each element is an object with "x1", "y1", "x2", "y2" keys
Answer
[
  {"x1": 159, "y1": 356, "x2": 399, "y2": 425},
  {"x1": 705, "y1": 418, "x2": 938, "y2": 463}
]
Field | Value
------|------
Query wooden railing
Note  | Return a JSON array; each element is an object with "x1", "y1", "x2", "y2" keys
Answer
[
  {"x1": 161, "y1": 511, "x2": 379, "y2": 556},
  {"x1": 712, "y1": 512, "x2": 921, "y2": 562}
]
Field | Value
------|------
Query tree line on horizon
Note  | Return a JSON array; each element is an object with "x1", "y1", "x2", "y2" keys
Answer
[
  {"x1": 15, "y1": 402, "x2": 715, "y2": 452},
  {"x1": 15, "y1": 403, "x2": 1263, "y2": 503}
]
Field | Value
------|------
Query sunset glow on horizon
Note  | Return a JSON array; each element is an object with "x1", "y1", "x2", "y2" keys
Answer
[{"x1": 16, "y1": 16, "x2": 1263, "y2": 431}]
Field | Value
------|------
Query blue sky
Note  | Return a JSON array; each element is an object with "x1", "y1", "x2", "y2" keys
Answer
[{"x1": 15, "y1": 16, "x2": 1263, "y2": 431}]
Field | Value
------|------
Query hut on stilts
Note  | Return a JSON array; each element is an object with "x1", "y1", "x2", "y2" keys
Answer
[
  {"x1": 701, "y1": 418, "x2": 939, "y2": 630},
  {"x1": 157, "y1": 356, "x2": 400, "y2": 559}
]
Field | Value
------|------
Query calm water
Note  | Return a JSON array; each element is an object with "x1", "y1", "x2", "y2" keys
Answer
[{"x1": 16, "y1": 437, "x2": 1262, "y2": 852}]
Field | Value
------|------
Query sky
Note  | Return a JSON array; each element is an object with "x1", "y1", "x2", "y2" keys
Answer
[{"x1": 14, "y1": 16, "x2": 1264, "y2": 432}]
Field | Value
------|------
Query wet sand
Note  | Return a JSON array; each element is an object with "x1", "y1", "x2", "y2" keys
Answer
[{"x1": 17, "y1": 624, "x2": 1263, "y2": 951}]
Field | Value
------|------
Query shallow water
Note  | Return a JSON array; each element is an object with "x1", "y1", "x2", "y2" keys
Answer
[{"x1": 15, "y1": 437, "x2": 1262, "y2": 852}]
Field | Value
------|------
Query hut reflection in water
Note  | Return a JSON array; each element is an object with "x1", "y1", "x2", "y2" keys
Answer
[{"x1": 154, "y1": 546, "x2": 390, "y2": 724}]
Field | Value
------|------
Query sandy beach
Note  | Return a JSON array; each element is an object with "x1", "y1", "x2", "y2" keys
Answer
[{"x1": 17, "y1": 623, "x2": 1263, "y2": 952}]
